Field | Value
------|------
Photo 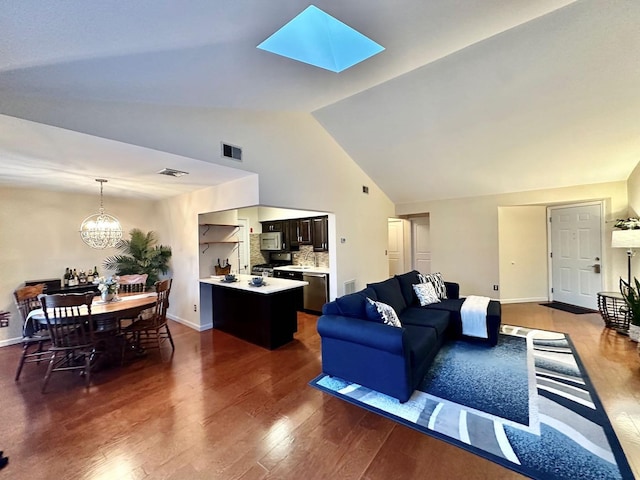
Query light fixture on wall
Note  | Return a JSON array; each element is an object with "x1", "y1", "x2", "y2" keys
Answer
[
  {"x1": 80, "y1": 179, "x2": 123, "y2": 249},
  {"x1": 612, "y1": 229, "x2": 640, "y2": 286}
]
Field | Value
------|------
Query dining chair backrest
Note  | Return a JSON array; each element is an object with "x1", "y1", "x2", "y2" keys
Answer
[
  {"x1": 39, "y1": 293, "x2": 95, "y2": 348},
  {"x1": 14, "y1": 284, "x2": 45, "y2": 322},
  {"x1": 118, "y1": 274, "x2": 148, "y2": 293},
  {"x1": 150, "y1": 279, "x2": 172, "y2": 327}
]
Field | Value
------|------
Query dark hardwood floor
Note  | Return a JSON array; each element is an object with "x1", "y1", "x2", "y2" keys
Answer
[{"x1": 1, "y1": 303, "x2": 639, "y2": 479}]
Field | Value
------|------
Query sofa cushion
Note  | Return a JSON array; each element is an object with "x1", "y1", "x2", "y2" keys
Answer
[
  {"x1": 400, "y1": 308, "x2": 450, "y2": 338},
  {"x1": 394, "y1": 270, "x2": 422, "y2": 306},
  {"x1": 419, "y1": 272, "x2": 447, "y2": 299},
  {"x1": 366, "y1": 298, "x2": 402, "y2": 328},
  {"x1": 322, "y1": 287, "x2": 378, "y2": 317},
  {"x1": 413, "y1": 282, "x2": 440, "y2": 306},
  {"x1": 367, "y1": 278, "x2": 407, "y2": 314},
  {"x1": 403, "y1": 324, "x2": 439, "y2": 368},
  {"x1": 423, "y1": 298, "x2": 466, "y2": 323}
]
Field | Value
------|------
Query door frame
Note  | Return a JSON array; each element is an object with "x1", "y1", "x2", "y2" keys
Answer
[{"x1": 546, "y1": 200, "x2": 604, "y2": 304}]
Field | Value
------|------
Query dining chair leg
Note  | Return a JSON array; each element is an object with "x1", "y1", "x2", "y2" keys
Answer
[
  {"x1": 15, "y1": 347, "x2": 28, "y2": 381},
  {"x1": 41, "y1": 352, "x2": 57, "y2": 394},
  {"x1": 166, "y1": 325, "x2": 175, "y2": 352},
  {"x1": 84, "y1": 351, "x2": 92, "y2": 390}
]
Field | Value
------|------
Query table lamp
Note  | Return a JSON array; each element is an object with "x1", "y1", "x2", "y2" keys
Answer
[{"x1": 612, "y1": 229, "x2": 640, "y2": 286}]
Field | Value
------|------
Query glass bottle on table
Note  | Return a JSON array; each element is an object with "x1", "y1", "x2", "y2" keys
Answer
[{"x1": 63, "y1": 268, "x2": 70, "y2": 287}]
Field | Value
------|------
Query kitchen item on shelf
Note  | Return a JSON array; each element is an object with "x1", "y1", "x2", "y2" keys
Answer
[
  {"x1": 251, "y1": 276, "x2": 264, "y2": 286},
  {"x1": 214, "y1": 258, "x2": 231, "y2": 276},
  {"x1": 224, "y1": 274, "x2": 237, "y2": 282}
]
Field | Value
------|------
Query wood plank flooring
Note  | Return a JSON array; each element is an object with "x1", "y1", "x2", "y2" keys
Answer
[{"x1": 1, "y1": 303, "x2": 639, "y2": 479}]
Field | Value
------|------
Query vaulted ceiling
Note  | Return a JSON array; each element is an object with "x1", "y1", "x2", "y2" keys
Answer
[{"x1": 1, "y1": 0, "x2": 638, "y2": 202}]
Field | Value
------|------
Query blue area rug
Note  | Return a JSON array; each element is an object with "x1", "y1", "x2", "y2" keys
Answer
[{"x1": 310, "y1": 325, "x2": 635, "y2": 480}]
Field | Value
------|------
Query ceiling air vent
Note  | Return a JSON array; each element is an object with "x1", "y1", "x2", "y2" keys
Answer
[
  {"x1": 157, "y1": 168, "x2": 189, "y2": 177},
  {"x1": 221, "y1": 142, "x2": 242, "y2": 161}
]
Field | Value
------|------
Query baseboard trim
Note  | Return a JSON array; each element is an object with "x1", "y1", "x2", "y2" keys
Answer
[
  {"x1": 0, "y1": 337, "x2": 23, "y2": 348},
  {"x1": 167, "y1": 314, "x2": 212, "y2": 332},
  {"x1": 500, "y1": 297, "x2": 549, "y2": 304}
]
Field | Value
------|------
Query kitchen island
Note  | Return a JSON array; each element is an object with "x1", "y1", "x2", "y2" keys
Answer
[{"x1": 199, "y1": 275, "x2": 308, "y2": 349}]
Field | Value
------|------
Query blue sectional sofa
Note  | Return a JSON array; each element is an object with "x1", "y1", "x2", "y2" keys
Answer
[{"x1": 317, "y1": 270, "x2": 501, "y2": 402}]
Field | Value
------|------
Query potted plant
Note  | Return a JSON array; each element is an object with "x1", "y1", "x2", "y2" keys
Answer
[
  {"x1": 103, "y1": 229, "x2": 172, "y2": 287},
  {"x1": 620, "y1": 277, "x2": 640, "y2": 342}
]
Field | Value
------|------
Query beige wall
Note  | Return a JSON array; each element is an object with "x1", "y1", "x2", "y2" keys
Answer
[
  {"x1": 397, "y1": 181, "x2": 628, "y2": 298},
  {"x1": 498, "y1": 206, "x2": 548, "y2": 303},
  {"x1": 0, "y1": 186, "x2": 159, "y2": 345}
]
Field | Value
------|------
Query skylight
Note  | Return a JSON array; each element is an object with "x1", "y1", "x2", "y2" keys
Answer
[{"x1": 257, "y1": 5, "x2": 384, "y2": 73}]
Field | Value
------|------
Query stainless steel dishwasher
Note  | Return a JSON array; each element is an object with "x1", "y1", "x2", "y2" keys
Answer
[{"x1": 302, "y1": 272, "x2": 328, "y2": 313}]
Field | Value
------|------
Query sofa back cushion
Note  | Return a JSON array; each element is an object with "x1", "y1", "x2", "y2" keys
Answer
[
  {"x1": 394, "y1": 270, "x2": 422, "y2": 306},
  {"x1": 322, "y1": 287, "x2": 378, "y2": 318},
  {"x1": 367, "y1": 277, "x2": 407, "y2": 314}
]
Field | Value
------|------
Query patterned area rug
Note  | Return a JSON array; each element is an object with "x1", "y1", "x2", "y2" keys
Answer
[{"x1": 310, "y1": 325, "x2": 634, "y2": 480}]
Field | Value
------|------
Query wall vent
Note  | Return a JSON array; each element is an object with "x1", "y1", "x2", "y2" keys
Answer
[
  {"x1": 344, "y1": 279, "x2": 356, "y2": 295},
  {"x1": 221, "y1": 142, "x2": 242, "y2": 161},
  {"x1": 157, "y1": 168, "x2": 189, "y2": 177}
]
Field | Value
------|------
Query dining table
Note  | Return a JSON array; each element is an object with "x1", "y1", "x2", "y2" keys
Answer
[
  {"x1": 26, "y1": 292, "x2": 157, "y2": 335},
  {"x1": 26, "y1": 292, "x2": 158, "y2": 368}
]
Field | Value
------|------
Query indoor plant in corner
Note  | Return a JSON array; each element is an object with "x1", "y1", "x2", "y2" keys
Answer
[
  {"x1": 620, "y1": 277, "x2": 640, "y2": 342},
  {"x1": 103, "y1": 229, "x2": 172, "y2": 287}
]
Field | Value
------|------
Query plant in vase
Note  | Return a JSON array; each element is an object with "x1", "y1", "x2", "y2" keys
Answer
[
  {"x1": 94, "y1": 275, "x2": 119, "y2": 302},
  {"x1": 619, "y1": 277, "x2": 640, "y2": 342}
]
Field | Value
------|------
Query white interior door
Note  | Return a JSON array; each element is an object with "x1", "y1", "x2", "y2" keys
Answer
[
  {"x1": 237, "y1": 218, "x2": 249, "y2": 274},
  {"x1": 550, "y1": 203, "x2": 602, "y2": 309},
  {"x1": 388, "y1": 218, "x2": 405, "y2": 277},
  {"x1": 411, "y1": 216, "x2": 431, "y2": 274}
]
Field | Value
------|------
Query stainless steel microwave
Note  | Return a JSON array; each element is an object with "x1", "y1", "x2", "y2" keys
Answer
[{"x1": 260, "y1": 231, "x2": 283, "y2": 251}]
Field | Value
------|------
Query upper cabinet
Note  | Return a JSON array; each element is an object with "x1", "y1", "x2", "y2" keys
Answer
[
  {"x1": 312, "y1": 216, "x2": 329, "y2": 252},
  {"x1": 262, "y1": 215, "x2": 328, "y2": 252}
]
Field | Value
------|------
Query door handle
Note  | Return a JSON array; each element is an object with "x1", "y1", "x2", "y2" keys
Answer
[{"x1": 591, "y1": 264, "x2": 601, "y2": 274}]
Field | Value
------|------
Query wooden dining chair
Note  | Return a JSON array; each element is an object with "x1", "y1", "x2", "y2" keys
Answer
[
  {"x1": 118, "y1": 274, "x2": 148, "y2": 293},
  {"x1": 14, "y1": 284, "x2": 50, "y2": 381},
  {"x1": 39, "y1": 292, "x2": 97, "y2": 393},
  {"x1": 121, "y1": 279, "x2": 174, "y2": 357}
]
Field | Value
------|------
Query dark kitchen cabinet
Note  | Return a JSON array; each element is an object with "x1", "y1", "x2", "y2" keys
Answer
[
  {"x1": 261, "y1": 220, "x2": 283, "y2": 233},
  {"x1": 299, "y1": 218, "x2": 313, "y2": 245},
  {"x1": 289, "y1": 218, "x2": 313, "y2": 249},
  {"x1": 312, "y1": 216, "x2": 329, "y2": 252}
]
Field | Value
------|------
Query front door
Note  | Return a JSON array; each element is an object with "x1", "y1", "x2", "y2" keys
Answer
[{"x1": 549, "y1": 203, "x2": 602, "y2": 309}]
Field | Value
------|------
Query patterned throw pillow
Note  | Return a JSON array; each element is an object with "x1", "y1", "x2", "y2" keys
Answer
[
  {"x1": 418, "y1": 272, "x2": 447, "y2": 300},
  {"x1": 365, "y1": 298, "x2": 402, "y2": 328},
  {"x1": 412, "y1": 282, "x2": 440, "y2": 306}
]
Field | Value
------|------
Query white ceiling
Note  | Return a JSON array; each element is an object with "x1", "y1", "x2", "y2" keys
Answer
[{"x1": 0, "y1": 0, "x2": 638, "y2": 202}]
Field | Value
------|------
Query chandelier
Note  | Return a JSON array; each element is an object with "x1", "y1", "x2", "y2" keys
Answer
[{"x1": 80, "y1": 179, "x2": 123, "y2": 249}]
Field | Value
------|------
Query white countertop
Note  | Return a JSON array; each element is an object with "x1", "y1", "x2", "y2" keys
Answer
[
  {"x1": 200, "y1": 274, "x2": 308, "y2": 294},
  {"x1": 273, "y1": 265, "x2": 330, "y2": 275}
]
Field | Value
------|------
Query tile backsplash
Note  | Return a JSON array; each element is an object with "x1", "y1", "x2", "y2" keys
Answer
[{"x1": 293, "y1": 245, "x2": 329, "y2": 268}]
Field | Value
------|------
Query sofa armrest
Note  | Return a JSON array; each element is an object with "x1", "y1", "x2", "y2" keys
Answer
[
  {"x1": 317, "y1": 315, "x2": 406, "y2": 355},
  {"x1": 445, "y1": 282, "x2": 459, "y2": 300}
]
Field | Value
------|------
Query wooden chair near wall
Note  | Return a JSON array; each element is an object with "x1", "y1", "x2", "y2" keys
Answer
[
  {"x1": 14, "y1": 284, "x2": 50, "y2": 381},
  {"x1": 39, "y1": 292, "x2": 97, "y2": 393},
  {"x1": 121, "y1": 279, "x2": 174, "y2": 360}
]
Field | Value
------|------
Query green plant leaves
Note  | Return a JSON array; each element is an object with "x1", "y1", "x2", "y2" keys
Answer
[{"x1": 103, "y1": 228, "x2": 172, "y2": 286}]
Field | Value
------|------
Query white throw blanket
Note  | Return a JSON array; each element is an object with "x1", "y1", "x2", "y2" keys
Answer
[{"x1": 460, "y1": 295, "x2": 490, "y2": 338}]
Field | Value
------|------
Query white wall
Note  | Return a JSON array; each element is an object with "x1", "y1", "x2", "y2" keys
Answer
[
  {"x1": 397, "y1": 181, "x2": 628, "y2": 297},
  {"x1": 0, "y1": 185, "x2": 159, "y2": 345},
  {"x1": 156, "y1": 175, "x2": 260, "y2": 331},
  {"x1": 498, "y1": 206, "x2": 548, "y2": 303}
]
